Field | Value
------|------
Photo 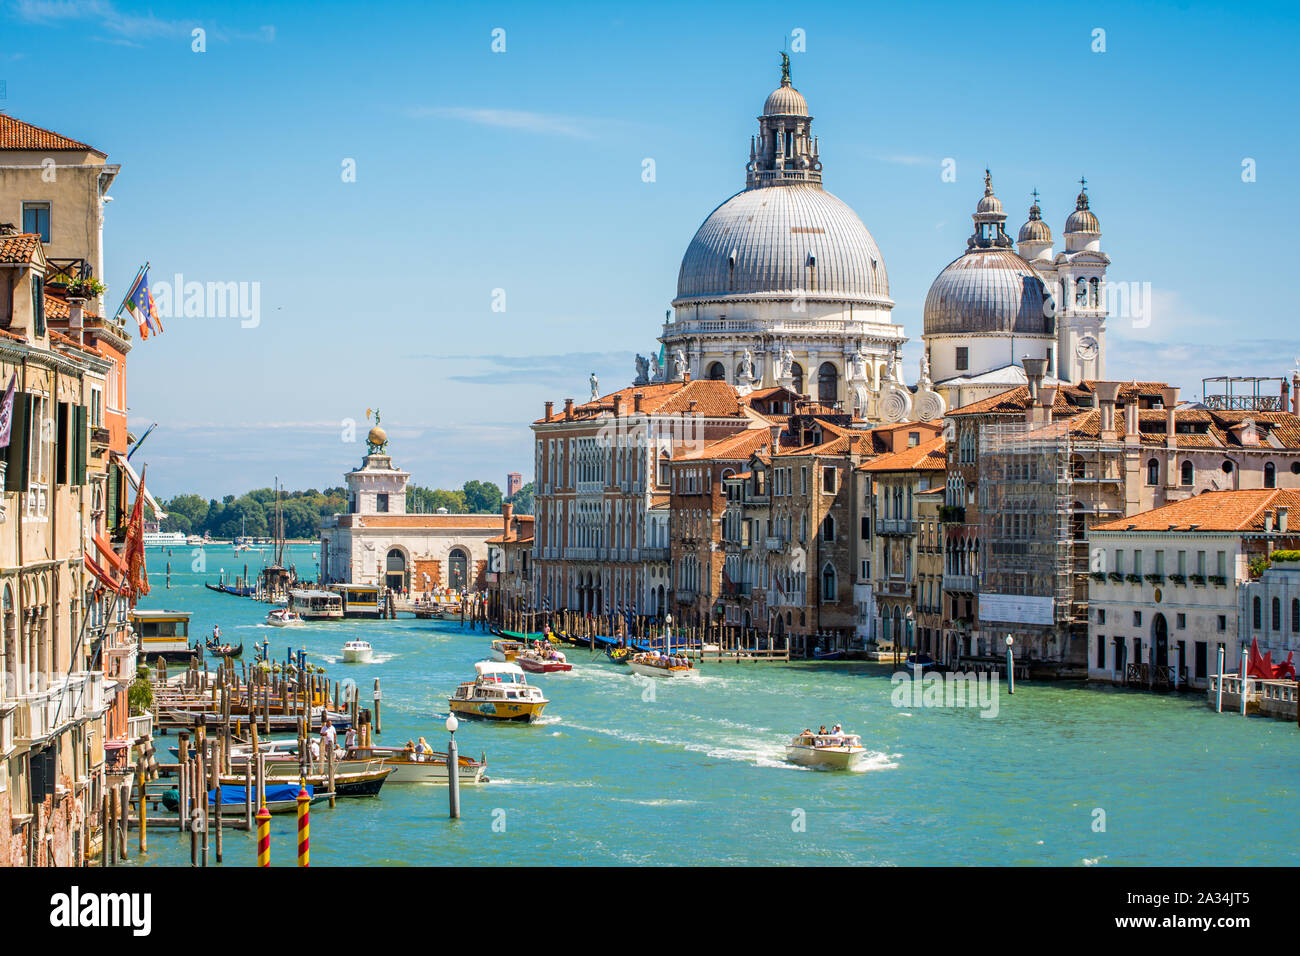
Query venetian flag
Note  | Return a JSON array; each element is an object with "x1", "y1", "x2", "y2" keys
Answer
[
  {"x1": 124, "y1": 267, "x2": 162, "y2": 339},
  {"x1": 122, "y1": 464, "x2": 151, "y2": 600},
  {"x1": 0, "y1": 372, "x2": 15, "y2": 448}
]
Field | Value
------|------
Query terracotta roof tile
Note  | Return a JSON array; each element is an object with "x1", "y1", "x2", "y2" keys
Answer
[
  {"x1": 533, "y1": 380, "x2": 745, "y2": 424},
  {"x1": 858, "y1": 436, "x2": 947, "y2": 472},
  {"x1": 1092, "y1": 489, "x2": 1300, "y2": 533},
  {"x1": 0, "y1": 114, "x2": 99, "y2": 152},
  {"x1": 673, "y1": 426, "x2": 773, "y2": 462},
  {"x1": 0, "y1": 233, "x2": 42, "y2": 263}
]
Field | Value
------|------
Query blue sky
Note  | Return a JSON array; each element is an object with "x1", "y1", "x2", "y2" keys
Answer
[{"x1": 3, "y1": 0, "x2": 1297, "y2": 498}]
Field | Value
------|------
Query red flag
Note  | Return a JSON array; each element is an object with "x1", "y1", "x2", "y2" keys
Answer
[{"x1": 122, "y1": 465, "x2": 150, "y2": 601}]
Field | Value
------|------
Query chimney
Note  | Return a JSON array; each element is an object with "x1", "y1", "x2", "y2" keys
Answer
[
  {"x1": 769, "y1": 424, "x2": 782, "y2": 447},
  {"x1": 1283, "y1": 377, "x2": 1291, "y2": 415},
  {"x1": 613, "y1": 394, "x2": 624, "y2": 417},
  {"x1": 1279, "y1": 505, "x2": 1289, "y2": 534},
  {"x1": 1160, "y1": 386, "x2": 1179, "y2": 449},
  {"x1": 1265, "y1": 510, "x2": 1275, "y2": 533},
  {"x1": 1038, "y1": 385, "x2": 1058, "y2": 424},
  {"x1": 503, "y1": 502, "x2": 515, "y2": 541},
  {"x1": 69, "y1": 300, "x2": 84, "y2": 329},
  {"x1": 544, "y1": 400, "x2": 554, "y2": 420},
  {"x1": 1094, "y1": 381, "x2": 1121, "y2": 441},
  {"x1": 688, "y1": 399, "x2": 698, "y2": 414},
  {"x1": 1293, "y1": 372, "x2": 1300, "y2": 415},
  {"x1": 683, "y1": 369, "x2": 691, "y2": 383},
  {"x1": 1022, "y1": 356, "x2": 1048, "y2": 402},
  {"x1": 1125, "y1": 398, "x2": 1139, "y2": 441},
  {"x1": 633, "y1": 392, "x2": 644, "y2": 413},
  {"x1": 563, "y1": 398, "x2": 574, "y2": 420}
]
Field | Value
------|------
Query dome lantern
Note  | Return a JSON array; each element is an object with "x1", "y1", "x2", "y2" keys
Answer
[
  {"x1": 747, "y1": 54, "x2": 820, "y2": 189},
  {"x1": 966, "y1": 169, "x2": 1014, "y2": 250}
]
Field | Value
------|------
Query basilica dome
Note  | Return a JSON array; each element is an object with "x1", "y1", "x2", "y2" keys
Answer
[
  {"x1": 674, "y1": 184, "x2": 891, "y2": 306},
  {"x1": 923, "y1": 172, "x2": 1051, "y2": 336},
  {"x1": 923, "y1": 249, "x2": 1050, "y2": 335}
]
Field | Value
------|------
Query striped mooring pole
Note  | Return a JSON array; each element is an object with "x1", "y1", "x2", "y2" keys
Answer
[
  {"x1": 296, "y1": 779, "x2": 310, "y2": 866},
  {"x1": 256, "y1": 806, "x2": 271, "y2": 867}
]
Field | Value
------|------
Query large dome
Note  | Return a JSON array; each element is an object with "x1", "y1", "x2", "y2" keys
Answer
[
  {"x1": 674, "y1": 184, "x2": 891, "y2": 306},
  {"x1": 923, "y1": 249, "x2": 1051, "y2": 335}
]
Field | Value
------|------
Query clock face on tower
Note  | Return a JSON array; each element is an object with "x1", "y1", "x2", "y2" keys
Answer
[{"x1": 1076, "y1": 336, "x2": 1099, "y2": 361}]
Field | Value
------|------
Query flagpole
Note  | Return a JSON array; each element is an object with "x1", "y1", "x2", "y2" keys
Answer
[{"x1": 109, "y1": 261, "x2": 149, "y2": 324}]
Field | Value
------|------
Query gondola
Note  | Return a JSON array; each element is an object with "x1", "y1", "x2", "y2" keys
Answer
[
  {"x1": 206, "y1": 640, "x2": 243, "y2": 658},
  {"x1": 205, "y1": 582, "x2": 256, "y2": 597},
  {"x1": 605, "y1": 645, "x2": 632, "y2": 665}
]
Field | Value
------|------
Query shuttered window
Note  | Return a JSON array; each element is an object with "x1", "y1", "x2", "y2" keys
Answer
[{"x1": 3, "y1": 392, "x2": 33, "y2": 492}]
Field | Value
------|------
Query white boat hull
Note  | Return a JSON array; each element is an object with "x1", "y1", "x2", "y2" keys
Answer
[
  {"x1": 785, "y1": 745, "x2": 867, "y2": 771},
  {"x1": 380, "y1": 759, "x2": 488, "y2": 784},
  {"x1": 627, "y1": 661, "x2": 699, "y2": 679},
  {"x1": 342, "y1": 648, "x2": 373, "y2": 663}
]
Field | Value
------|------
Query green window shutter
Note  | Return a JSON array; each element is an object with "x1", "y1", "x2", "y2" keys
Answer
[
  {"x1": 78, "y1": 405, "x2": 88, "y2": 486},
  {"x1": 4, "y1": 393, "x2": 31, "y2": 493},
  {"x1": 106, "y1": 459, "x2": 119, "y2": 529},
  {"x1": 55, "y1": 401, "x2": 69, "y2": 485}
]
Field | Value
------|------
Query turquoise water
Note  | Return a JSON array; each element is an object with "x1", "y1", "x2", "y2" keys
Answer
[{"x1": 127, "y1": 544, "x2": 1300, "y2": 867}]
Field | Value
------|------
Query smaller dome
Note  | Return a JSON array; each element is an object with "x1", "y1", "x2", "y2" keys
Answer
[
  {"x1": 977, "y1": 193, "x2": 1003, "y2": 215},
  {"x1": 1018, "y1": 197, "x2": 1052, "y2": 244},
  {"x1": 1065, "y1": 186, "x2": 1100, "y2": 234},
  {"x1": 763, "y1": 83, "x2": 808, "y2": 116}
]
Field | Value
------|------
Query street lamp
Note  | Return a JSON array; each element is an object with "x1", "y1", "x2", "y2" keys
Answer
[
  {"x1": 1005, "y1": 634, "x2": 1015, "y2": 695},
  {"x1": 445, "y1": 713, "x2": 460, "y2": 819},
  {"x1": 664, "y1": 613, "x2": 673, "y2": 654}
]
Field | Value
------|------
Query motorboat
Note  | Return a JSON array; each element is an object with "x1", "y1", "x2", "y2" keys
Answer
[
  {"x1": 626, "y1": 652, "x2": 698, "y2": 679},
  {"x1": 342, "y1": 640, "x2": 374, "y2": 664},
  {"x1": 515, "y1": 643, "x2": 572, "y2": 673},
  {"x1": 489, "y1": 639, "x2": 526, "y2": 663},
  {"x1": 266, "y1": 608, "x2": 303, "y2": 627},
  {"x1": 162, "y1": 783, "x2": 326, "y2": 815},
  {"x1": 448, "y1": 661, "x2": 548, "y2": 722},
  {"x1": 220, "y1": 761, "x2": 394, "y2": 798},
  {"x1": 348, "y1": 745, "x2": 489, "y2": 784},
  {"x1": 605, "y1": 646, "x2": 632, "y2": 666},
  {"x1": 785, "y1": 731, "x2": 867, "y2": 771}
]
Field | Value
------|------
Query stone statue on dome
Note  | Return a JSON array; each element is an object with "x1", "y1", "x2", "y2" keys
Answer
[
  {"x1": 919, "y1": 351, "x2": 933, "y2": 388},
  {"x1": 739, "y1": 348, "x2": 755, "y2": 383},
  {"x1": 634, "y1": 354, "x2": 650, "y2": 386},
  {"x1": 672, "y1": 347, "x2": 687, "y2": 382},
  {"x1": 780, "y1": 348, "x2": 795, "y2": 381},
  {"x1": 589, "y1": 371, "x2": 600, "y2": 401},
  {"x1": 649, "y1": 352, "x2": 663, "y2": 383},
  {"x1": 851, "y1": 350, "x2": 868, "y2": 382}
]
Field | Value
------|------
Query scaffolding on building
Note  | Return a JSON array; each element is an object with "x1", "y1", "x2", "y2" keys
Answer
[{"x1": 977, "y1": 419, "x2": 1076, "y2": 635}]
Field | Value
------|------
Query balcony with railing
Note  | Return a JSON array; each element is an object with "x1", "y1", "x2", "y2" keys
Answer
[
  {"x1": 13, "y1": 672, "x2": 108, "y2": 746},
  {"x1": 877, "y1": 518, "x2": 917, "y2": 536},
  {"x1": 0, "y1": 702, "x2": 15, "y2": 757},
  {"x1": 640, "y1": 546, "x2": 670, "y2": 562},
  {"x1": 675, "y1": 588, "x2": 696, "y2": 604},
  {"x1": 764, "y1": 535, "x2": 786, "y2": 551},
  {"x1": 943, "y1": 574, "x2": 977, "y2": 593}
]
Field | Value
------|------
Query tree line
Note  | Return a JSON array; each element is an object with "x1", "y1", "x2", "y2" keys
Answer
[{"x1": 159, "y1": 480, "x2": 533, "y2": 539}]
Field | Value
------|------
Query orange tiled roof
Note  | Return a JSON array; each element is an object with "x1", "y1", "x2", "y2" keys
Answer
[
  {"x1": 0, "y1": 233, "x2": 42, "y2": 263},
  {"x1": 534, "y1": 379, "x2": 745, "y2": 424},
  {"x1": 0, "y1": 114, "x2": 99, "y2": 152},
  {"x1": 45, "y1": 293, "x2": 101, "y2": 321},
  {"x1": 1092, "y1": 489, "x2": 1300, "y2": 533},
  {"x1": 673, "y1": 425, "x2": 773, "y2": 462},
  {"x1": 858, "y1": 436, "x2": 947, "y2": 472}
]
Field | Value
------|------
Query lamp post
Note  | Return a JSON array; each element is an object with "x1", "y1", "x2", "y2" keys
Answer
[
  {"x1": 445, "y1": 714, "x2": 461, "y2": 819},
  {"x1": 664, "y1": 613, "x2": 673, "y2": 654},
  {"x1": 1005, "y1": 634, "x2": 1015, "y2": 694}
]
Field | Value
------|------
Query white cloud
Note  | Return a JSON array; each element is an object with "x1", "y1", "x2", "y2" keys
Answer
[{"x1": 407, "y1": 106, "x2": 595, "y2": 140}]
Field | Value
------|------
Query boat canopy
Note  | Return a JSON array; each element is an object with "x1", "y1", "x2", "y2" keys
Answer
[{"x1": 474, "y1": 660, "x2": 526, "y2": 679}]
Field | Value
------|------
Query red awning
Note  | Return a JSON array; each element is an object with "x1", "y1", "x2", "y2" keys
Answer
[
  {"x1": 84, "y1": 554, "x2": 126, "y2": 594},
  {"x1": 94, "y1": 533, "x2": 129, "y2": 576}
]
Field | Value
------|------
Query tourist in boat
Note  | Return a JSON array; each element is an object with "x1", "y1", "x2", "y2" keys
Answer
[
  {"x1": 404, "y1": 740, "x2": 417, "y2": 761},
  {"x1": 819, "y1": 725, "x2": 828, "y2": 736},
  {"x1": 345, "y1": 726, "x2": 358, "y2": 754},
  {"x1": 308, "y1": 737, "x2": 321, "y2": 763},
  {"x1": 417, "y1": 737, "x2": 434, "y2": 759}
]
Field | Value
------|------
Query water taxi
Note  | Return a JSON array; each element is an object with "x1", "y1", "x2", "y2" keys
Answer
[
  {"x1": 265, "y1": 608, "x2": 303, "y2": 627},
  {"x1": 348, "y1": 745, "x2": 489, "y2": 785},
  {"x1": 448, "y1": 661, "x2": 548, "y2": 722},
  {"x1": 342, "y1": 640, "x2": 374, "y2": 663},
  {"x1": 329, "y1": 583, "x2": 383, "y2": 618},
  {"x1": 515, "y1": 644, "x2": 572, "y2": 673},
  {"x1": 626, "y1": 652, "x2": 698, "y2": 679},
  {"x1": 785, "y1": 731, "x2": 867, "y2": 771},
  {"x1": 289, "y1": 589, "x2": 344, "y2": 620},
  {"x1": 489, "y1": 638, "x2": 526, "y2": 662},
  {"x1": 131, "y1": 609, "x2": 201, "y2": 663}
]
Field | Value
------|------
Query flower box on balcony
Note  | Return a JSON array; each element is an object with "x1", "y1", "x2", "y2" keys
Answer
[
  {"x1": 1090, "y1": 572, "x2": 1106, "y2": 583},
  {"x1": 1107, "y1": 572, "x2": 1123, "y2": 583},
  {"x1": 1144, "y1": 574, "x2": 1165, "y2": 585},
  {"x1": 1125, "y1": 574, "x2": 1142, "y2": 584},
  {"x1": 1168, "y1": 573, "x2": 1187, "y2": 585},
  {"x1": 1190, "y1": 574, "x2": 1207, "y2": 586},
  {"x1": 1209, "y1": 575, "x2": 1227, "y2": 586}
]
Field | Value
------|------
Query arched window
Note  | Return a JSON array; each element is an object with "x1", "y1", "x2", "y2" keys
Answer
[
  {"x1": 1264, "y1": 462, "x2": 1276, "y2": 488},
  {"x1": 1180, "y1": 460, "x2": 1193, "y2": 486},
  {"x1": 1146, "y1": 458, "x2": 1160, "y2": 485},
  {"x1": 1089, "y1": 277, "x2": 1100, "y2": 307},
  {"x1": 1253, "y1": 595, "x2": 1262, "y2": 630},
  {"x1": 1272, "y1": 596, "x2": 1281, "y2": 631},
  {"x1": 447, "y1": 548, "x2": 468, "y2": 591},
  {"x1": 821, "y1": 563, "x2": 837, "y2": 602},
  {"x1": 705, "y1": 361, "x2": 725, "y2": 381},
  {"x1": 1075, "y1": 277, "x2": 1088, "y2": 305},
  {"x1": 791, "y1": 362, "x2": 805, "y2": 395},
  {"x1": 817, "y1": 362, "x2": 838, "y2": 404},
  {"x1": 821, "y1": 515, "x2": 835, "y2": 542}
]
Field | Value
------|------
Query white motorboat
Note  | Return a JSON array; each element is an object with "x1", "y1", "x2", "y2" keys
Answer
[
  {"x1": 348, "y1": 745, "x2": 489, "y2": 784},
  {"x1": 626, "y1": 652, "x2": 699, "y2": 679},
  {"x1": 785, "y1": 732, "x2": 867, "y2": 771},
  {"x1": 266, "y1": 608, "x2": 303, "y2": 627},
  {"x1": 342, "y1": 640, "x2": 374, "y2": 663}
]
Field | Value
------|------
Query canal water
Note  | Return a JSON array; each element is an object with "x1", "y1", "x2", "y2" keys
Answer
[{"x1": 127, "y1": 544, "x2": 1299, "y2": 867}]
